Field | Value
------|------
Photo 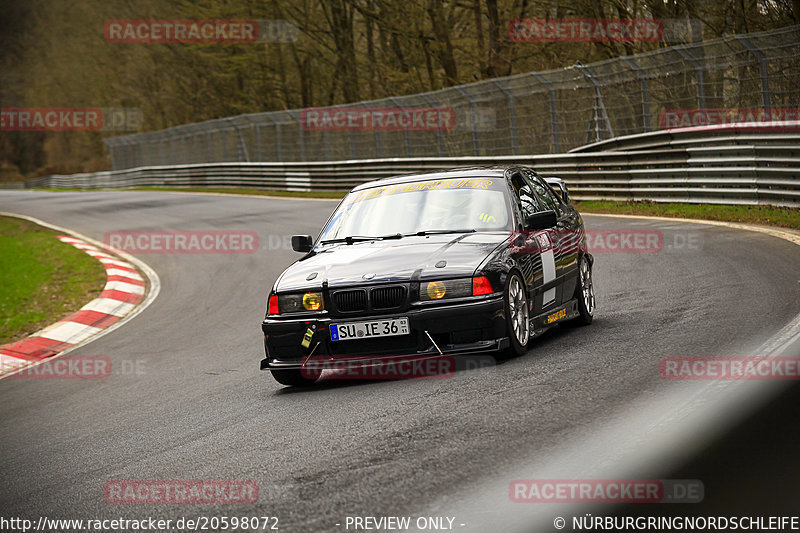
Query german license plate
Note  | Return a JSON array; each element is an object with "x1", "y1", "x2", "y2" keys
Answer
[{"x1": 329, "y1": 317, "x2": 410, "y2": 341}]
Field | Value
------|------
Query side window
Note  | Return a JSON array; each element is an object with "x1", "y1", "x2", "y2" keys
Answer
[
  {"x1": 510, "y1": 172, "x2": 541, "y2": 220},
  {"x1": 524, "y1": 170, "x2": 562, "y2": 215}
]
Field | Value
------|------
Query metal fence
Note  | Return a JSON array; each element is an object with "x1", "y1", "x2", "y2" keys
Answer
[
  {"x1": 104, "y1": 26, "x2": 800, "y2": 170},
  {"x1": 32, "y1": 123, "x2": 800, "y2": 207}
]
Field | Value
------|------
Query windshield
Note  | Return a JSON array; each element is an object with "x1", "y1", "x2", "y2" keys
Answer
[{"x1": 319, "y1": 177, "x2": 512, "y2": 243}]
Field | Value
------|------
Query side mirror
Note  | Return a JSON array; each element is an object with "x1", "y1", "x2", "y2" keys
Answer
[
  {"x1": 525, "y1": 210, "x2": 558, "y2": 230},
  {"x1": 291, "y1": 234, "x2": 313, "y2": 253},
  {"x1": 544, "y1": 177, "x2": 569, "y2": 204}
]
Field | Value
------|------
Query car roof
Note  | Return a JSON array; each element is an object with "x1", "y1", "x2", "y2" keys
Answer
[{"x1": 351, "y1": 166, "x2": 518, "y2": 192}]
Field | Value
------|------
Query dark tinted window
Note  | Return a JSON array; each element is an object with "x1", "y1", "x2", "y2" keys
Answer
[
  {"x1": 524, "y1": 170, "x2": 562, "y2": 215},
  {"x1": 510, "y1": 172, "x2": 541, "y2": 220}
]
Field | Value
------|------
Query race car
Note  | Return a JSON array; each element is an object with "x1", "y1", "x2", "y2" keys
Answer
[{"x1": 261, "y1": 167, "x2": 595, "y2": 386}]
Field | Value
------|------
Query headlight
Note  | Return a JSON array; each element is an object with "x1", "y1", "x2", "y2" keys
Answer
[
  {"x1": 277, "y1": 292, "x2": 325, "y2": 313},
  {"x1": 302, "y1": 292, "x2": 323, "y2": 311},
  {"x1": 426, "y1": 281, "x2": 446, "y2": 299},
  {"x1": 421, "y1": 278, "x2": 472, "y2": 301}
]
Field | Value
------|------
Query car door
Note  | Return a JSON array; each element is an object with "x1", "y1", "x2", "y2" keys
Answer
[
  {"x1": 522, "y1": 169, "x2": 580, "y2": 305},
  {"x1": 507, "y1": 170, "x2": 559, "y2": 313}
]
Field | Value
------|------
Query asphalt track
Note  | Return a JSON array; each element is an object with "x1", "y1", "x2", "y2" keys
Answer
[{"x1": 1, "y1": 190, "x2": 799, "y2": 532}]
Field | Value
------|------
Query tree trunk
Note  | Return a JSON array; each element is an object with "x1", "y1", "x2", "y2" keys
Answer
[{"x1": 426, "y1": 0, "x2": 459, "y2": 86}]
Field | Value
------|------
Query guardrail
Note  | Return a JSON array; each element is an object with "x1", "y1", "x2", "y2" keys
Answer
[{"x1": 24, "y1": 123, "x2": 800, "y2": 207}]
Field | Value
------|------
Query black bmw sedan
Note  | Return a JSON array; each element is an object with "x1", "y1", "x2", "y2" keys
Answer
[{"x1": 261, "y1": 167, "x2": 594, "y2": 386}]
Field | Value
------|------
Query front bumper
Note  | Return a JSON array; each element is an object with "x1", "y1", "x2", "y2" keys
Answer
[{"x1": 261, "y1": 294, "x2": 507, "y2": 370}]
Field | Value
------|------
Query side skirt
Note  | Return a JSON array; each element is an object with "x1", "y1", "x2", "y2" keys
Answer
[{"x1": 528, "y1": 298, "x2": 580, "y2": 338}]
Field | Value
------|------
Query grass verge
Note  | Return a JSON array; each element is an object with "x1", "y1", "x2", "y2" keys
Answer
[
  {"x1": 574, "y1": 200, "x2": 800, "y2": 230},
  {"x1": 0, "y1": 216, "x2": 108, "y2": 344}
]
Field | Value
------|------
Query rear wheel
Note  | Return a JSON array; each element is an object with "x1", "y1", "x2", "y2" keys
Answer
[
  {"x1": 503, "y1": 272, "x2": 530, "y2": 357},
  {"x1": 567, "y1": 255, "x2": 594, "y2": 326},
  {"x1": 270, "y1": 368, "x2": 320, "y2": 387}
]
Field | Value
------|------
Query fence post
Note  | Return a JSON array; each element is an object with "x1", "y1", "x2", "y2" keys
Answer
[
  {"x1": 106, "y1": 140, "x2": 116, "y2": 170},
  {"x1": 275, "y1": 121, "x2": 283, "y2": 161},
  {"x1": 734, "y1": 35, "x2": 772, "y2": 112},
  {"x1": 675, "y1": 46, "x2": 706, "y2": 110},
  {"x1": 531, "y1": 72, "x2": 560, "y2": 153},
  {"x1": 375, "y1": 112, "x2": 384, "y2": 159},
  {"x1": 226, "y1": 118, "x2": 250, "y2": 162},
  {"x1": 263, "y1": 113, "x2": 283, "y2": 161},
  {"x1": 255, "y1": 123, "x2": 263, "y2": 161},
  {"x1": 420, "y1": 93, "x2": 445, "y2": 156},
  {"x1": 179, "y1": 132, "x2": 188, "y2": 164},
  {"x1": 621, "y1": 56, "x2": 651, "y2": 132},
  {"x1": 574, "y1": 62, "x2": 614, "y2": 143},
  {"x1": 289, "y1": 110, "x2": 306, "y2": 161},
  {"x1": 159, "y1": 135, "x2": 167, "y2": 165},
  {"x1": 454, "y1": 87, "x2": 480, "y2": 155},
  {"x1": 492, "y1": 79, "x2": 518, "y2": 155},
  {"x1": 387, "y1": 97, "x2": 411, "y2": 156},
  {"x1": 346, "y1": 106, "x2": 356, "y2": 159}
]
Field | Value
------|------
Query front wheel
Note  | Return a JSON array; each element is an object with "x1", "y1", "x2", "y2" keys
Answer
[
  {"x1": 503, "y1": 272, "x2": 530, "y2": 357},
  {"x1": 270, "y1": 368, "x2": 320, "y2": 387},
  {"x1": 567, "y1": 255, "x2": 594, "y2": 326}
]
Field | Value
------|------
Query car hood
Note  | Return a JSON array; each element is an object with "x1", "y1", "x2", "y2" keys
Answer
[{"x1": 276, "y1": 232, "x2": 509, "y2": 291}]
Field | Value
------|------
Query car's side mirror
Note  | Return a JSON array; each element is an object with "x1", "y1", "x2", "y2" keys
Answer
[
  {"x1": 291, "y1": 234, "x2": 313, "y2": 253},
  {"x1": 525, "y1": 210, "x2": 558, "y2": 230}
]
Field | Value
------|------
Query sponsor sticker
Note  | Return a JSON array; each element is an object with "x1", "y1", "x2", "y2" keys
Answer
[
  {"x1": 547, "y1": 308, "x2": 567, "y2": 324},
  {"x1": 351, "y1": 178, "x2": 495, "y2": 204}
]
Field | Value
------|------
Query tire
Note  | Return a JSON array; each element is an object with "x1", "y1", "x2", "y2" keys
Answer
[
  {"x1": 503, "y1": 272, "x2": 530, "y2": 357},
  {"x1": 567, "y1": 254, "x2": 594, "y2": 326},
  {"x1": 270, "y1": 368, "x2": 320, "y2": 387}
]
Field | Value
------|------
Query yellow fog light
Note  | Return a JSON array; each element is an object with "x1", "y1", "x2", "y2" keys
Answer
[
  {"x1": 302, "y1": 292, "x2": 323, "y2": 311},
  {"x1": 426, "y1": 281, "x2": 446, "y2": 300}
]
